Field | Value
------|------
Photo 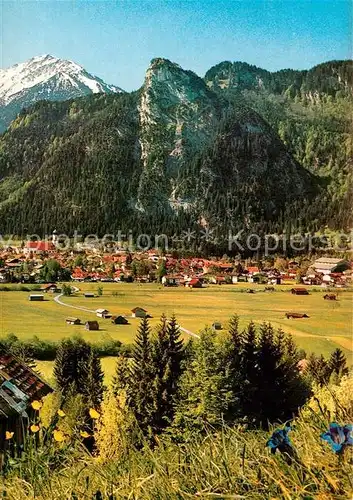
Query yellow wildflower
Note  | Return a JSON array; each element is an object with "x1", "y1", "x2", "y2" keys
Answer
[
  {"x1": 89, "y1": 408, "x2": 100, "y2": 419},
  {"x1": 80, "y1": 431, "x2": 91, "y2": 439},
  {"x1": 57, "y1": 409, "x2": 66, "y2": 417},
  {"x1": 53, "y1": 429, "x2": 65, "y2": 442},
  {"x1": 30, "y1": 424, "x2": 40, "y2": 433},
  {"x1": 31, "y1": 400, "x2": 42, "y2": 411},
  {"x1": 5, "y1": 431, "x2": 14, "y2": 440}
]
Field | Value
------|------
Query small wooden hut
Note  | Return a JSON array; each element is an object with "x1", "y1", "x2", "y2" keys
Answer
[{"x1": 0, "y1": 354, "x2": 53, "y2": 466}]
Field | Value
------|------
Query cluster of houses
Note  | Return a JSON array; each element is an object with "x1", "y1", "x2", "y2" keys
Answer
[
  {"x1": 0, "y1": 240, "x2": 352, "y2": 289},
  {"x1": 160, "y1": 257, "x2": 352, "y2": 289}
]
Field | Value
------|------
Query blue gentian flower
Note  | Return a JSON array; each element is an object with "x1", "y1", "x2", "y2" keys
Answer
[
  {"x1": 321, "y1": 423, "x2": 353, "y2": 453},
  {"x1": 266, "y1": 425, "x2": 293, "y2": 455}
]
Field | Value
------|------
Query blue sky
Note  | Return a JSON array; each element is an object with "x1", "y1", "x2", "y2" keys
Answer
[{"x1": 2, "y1": 0, "x2": 351, "y2": 91}]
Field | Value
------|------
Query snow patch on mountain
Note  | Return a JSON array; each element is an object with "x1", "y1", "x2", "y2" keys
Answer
[
  {"x1": 0, "y1": 54, "x2": 123, "y2": 104},
  {"x1": 0, "y1": 54, "x2": 124, "y2": 131}
]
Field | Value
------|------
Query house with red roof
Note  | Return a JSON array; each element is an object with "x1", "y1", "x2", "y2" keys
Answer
[
  {"x1": 247, "y1": 266, "x2": 260, "y2": 275},
  {"x1": 24, "y1": 241, "x2": 55, "y2": 255},
  {"x1": 185, "y1": 278, "x2": 202, "y2": 288}
]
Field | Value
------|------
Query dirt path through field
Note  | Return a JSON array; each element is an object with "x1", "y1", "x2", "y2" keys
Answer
[{"x1": 54, "y1": 287, "x2": 200, "y2": 338}]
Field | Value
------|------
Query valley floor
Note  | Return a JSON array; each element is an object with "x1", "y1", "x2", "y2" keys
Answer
[{"x1": 1, "y1": 282, "x2": 352, "y2": 382}]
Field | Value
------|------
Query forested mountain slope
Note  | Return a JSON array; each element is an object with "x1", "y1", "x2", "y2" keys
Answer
[
  {"x1": 205, "y1": 60, "x2": 353, "y2": 231},
  {"x1": 0, "y1": 58, "x2": 351, "y2": 248}
]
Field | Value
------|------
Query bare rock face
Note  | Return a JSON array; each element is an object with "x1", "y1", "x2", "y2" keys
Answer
[{"x1": 137, "y1": 58, "x2": 312, "y2": 223}]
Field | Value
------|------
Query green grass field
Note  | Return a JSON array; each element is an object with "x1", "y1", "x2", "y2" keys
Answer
[{"x1": 1, "y1": 282, "x2": 352, "y2": 380}]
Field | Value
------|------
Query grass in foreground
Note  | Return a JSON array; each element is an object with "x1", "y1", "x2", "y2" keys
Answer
[{"x1": 1, "y1": 376, "x2": 352, "y2": 499}]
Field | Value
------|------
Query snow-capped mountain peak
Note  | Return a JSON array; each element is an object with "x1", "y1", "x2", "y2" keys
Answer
[{"x1": 0, "y1": 54, "x2": 124, "y2": 131}]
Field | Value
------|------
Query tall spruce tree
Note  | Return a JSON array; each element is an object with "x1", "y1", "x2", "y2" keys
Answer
[
  {"x1": 80, "y1": 350, "x2": 104, "y2": 407},
  {"x1": 239, "y1": 321, "x2": 258, "y2": 422},
  {"x1": 305, "y1": 353, "x2": 332, "y2": 387},
  {"x1": 222, "y1": 314, "x2": 243, "y2": 422},
  {"x1": 329, "y1": 348, "x2": 349, "y2": 384},
  {"x1": 112, "y1": 355, "x2": 130, "y2": 395},
  {"x1": 252, "y1": 323, "x2": 283, "y2": 425},
  {"x1": 230, "y1": 322, "x2": 311, "y2": 428},
  {"x1": 128, "y1": 317, "x2": 156, "y2": 436},
  {"x1": 173, "y1": 328, "x2": 231, "y2": 435},
  {"x1": 53, "y1": 337, "x2": 104, "y2": 406},
  {"x1": 154, "y1": 315, "x2": 184, "y2": 430},
  {"x1": 151, "y1": 314, "x2": 170, "y2": 432}
]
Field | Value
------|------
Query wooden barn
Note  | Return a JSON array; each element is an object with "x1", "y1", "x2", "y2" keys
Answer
[
  {"x1": 0, "y1": 354, "x2": 53, "y2": 466},
  {"x1": 96, "y1": 308, "x2": 110, "y2": 318},
  {"x1": 40, "y1": 284, "x2": 59, "y2": 293},
  {"x1": 285, "y1": 312, "x2": 309, "y2": 319},
  {"x1": 85, "y1": 321, "x2": 99, "y2": 331},
  {"x1": 66, "y1": 317, "x2": 81, "y2": 325},
  {"x1": 291, "y1": 288, "x2": 309, "y2": 295},
  {"x1": 111, "y1": 315, "x2": 129, "y2": 325},
  {"x1": 131, "y1": 307, "x2": 147, "y2": 318},
  {"x1": 28, "y1": 294, "x2": 44, "y2": 301},
  {"x1": 323, "y1": 293, "x2": 337, "y2": 301}
]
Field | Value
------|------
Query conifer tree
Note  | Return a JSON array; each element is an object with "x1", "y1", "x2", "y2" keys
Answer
[
  {"x1": 54, "y1": 338, "x2": 104, "y2": 407},
  {"x1": 173, "y1": 329, "x2": 230, "y2": 435},
  {"x1": 147, "y1": 315, "x2": 185, "y2": 433},
  {"x1": 239, "y1": 321, "x2": 258, "y2": 421},
  {"x1": 80, "y1": 350, "x2": 104, "y2": 407},
  {"x1": 112, "y1": 355, "x2": 130, "y2": 395},
  {"x1": 239, "y1": 322, "x2": 310, "y2": 427},
  {"x1": 306, "y1": 353, "x2": 332, "y2": 387},
  {"x1": 165, "y1": 315, "x2": 184, "y2": 393},
  {"x1": 251, "y1": 323, "x2": 286, "y2": 425},
  {"x1": 222, "y1": 314, "x2": 243, "y2": 422},
  {"x1": 329, "y1": 348, "x2": 349, "y2": 384},
  {"x1": 151, "y1": 314, "x2": 169, "y2": 430},
  {"x1": 128, "y1": 317, "x2": 156, "y2": 436}
]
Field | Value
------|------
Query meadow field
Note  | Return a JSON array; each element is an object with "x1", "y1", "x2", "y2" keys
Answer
[{"x1": 1, "y1": 282, "x2": 352, "y2": 382}]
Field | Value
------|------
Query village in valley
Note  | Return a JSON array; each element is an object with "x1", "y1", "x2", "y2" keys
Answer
[
  {"x1": 1, "y1": 231, "x2": 352, "y2": 289},
  {"x1": 1, "y1": 232, "x2": 352, "y2": 473},
  {"x1": 0, "y1": 232, "x2": 352, "y2": 354}
]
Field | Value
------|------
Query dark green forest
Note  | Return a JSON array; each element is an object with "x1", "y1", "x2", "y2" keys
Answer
[{"x1": 0, "y1": 59, "x2": 351, "y2": 250}]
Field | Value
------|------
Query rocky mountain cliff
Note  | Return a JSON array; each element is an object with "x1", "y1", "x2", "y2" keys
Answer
[
  {"x1": 0, "y1": 55, "x2": 123, "y2": 131},
  {"x1": 0, "y1": 57, "x2": 351, "y2": 250},
  {"x1": 137, "y1": 59, "x2": 314, "y2": 227}
]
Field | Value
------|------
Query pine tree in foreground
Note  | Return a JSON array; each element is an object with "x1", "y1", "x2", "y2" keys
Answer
[
  {"x1": 222, "y1": 314, "x2": 243, "y2": 422},
  {"x1": 80, "y1": 350, "x2": 104, "y2": 408},
  {"x1": 173, "y1": 328, "x2": 231, "y2": 435},
  {"x1": 329, "y1": 348, "x2": 349, "y2": 384},
  {"x1": 53, "y1": 337, "x2": 104, "y2": 407},
  {"x1": 250, "y1": 323, "x2": 310, "y2": 427},
  {"x1": 152, "y1": 315, "x2": 185, "y2": 432},
  {"x1": 305, "y1": 353, "x2": 332, "y2": 387},
  {"x1": 238, "y1": 321, "x2": 258, "y2": 422},
  {"x1": 112, "y1": 354, "x2": 130, "y2": 395},
  {"x1": 128, "y1": 317, "x2": 156, "y2": 437}
]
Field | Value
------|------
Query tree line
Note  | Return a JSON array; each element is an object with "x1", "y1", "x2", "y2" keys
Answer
[{"x1": 16, "y1": 314, "x2": 348, "y2": 446}]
